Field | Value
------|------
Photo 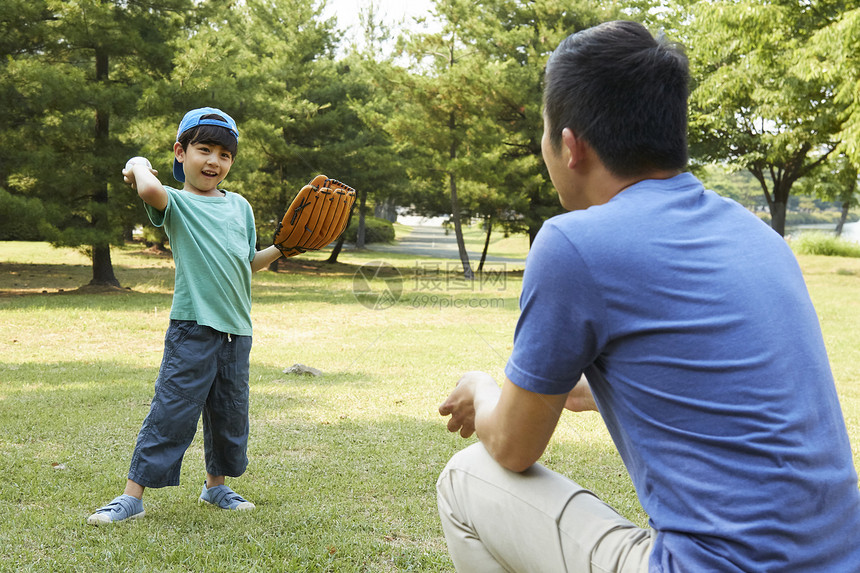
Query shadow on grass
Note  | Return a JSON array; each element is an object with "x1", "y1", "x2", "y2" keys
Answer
[
  {"x1": 2, "y1": 253, "x2": 522, "y2": 286},
  {"x1": 2, "y1": 255, "x2": 523, "y2": 310},
  {"x1": 0, "y1": 288, "x2": 174, "y2": 311},
  {"x1": 1, "y1": 260, "x2": 172, "y2": 297}
]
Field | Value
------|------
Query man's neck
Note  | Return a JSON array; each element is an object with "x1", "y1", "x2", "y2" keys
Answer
[{"x1": 601, "y1": 169, "x2": 683, "y2": 204}]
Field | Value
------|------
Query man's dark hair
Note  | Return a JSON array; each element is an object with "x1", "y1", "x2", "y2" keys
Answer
[
  {"x1": 543, "y1": 21, "x2": 690, "y2": 178},
  {"x1": 178, "y1": 114, "x2": 238, "y2": 158}
]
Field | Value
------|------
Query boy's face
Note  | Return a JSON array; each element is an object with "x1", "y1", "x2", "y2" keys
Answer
[{"x1": 173, "y1": 141, "x2": 234, "y2": 194}]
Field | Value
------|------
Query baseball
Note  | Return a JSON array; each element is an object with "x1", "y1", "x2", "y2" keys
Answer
[{"x1": 125, "y1": 156, "x2": 152, "y2": 171}]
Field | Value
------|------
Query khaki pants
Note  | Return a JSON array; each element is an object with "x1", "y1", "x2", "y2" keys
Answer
[{"x1": 436, "y1": 443, "x2": 654, "y2": 573}]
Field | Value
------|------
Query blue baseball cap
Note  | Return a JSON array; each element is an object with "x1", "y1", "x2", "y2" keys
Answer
[{"x1": 173, "y1": 107, "x2": 239, "y2": 183}]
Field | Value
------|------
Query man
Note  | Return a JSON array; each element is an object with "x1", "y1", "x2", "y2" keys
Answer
[{"x1": 437, "y1": 21, "x2": 860, "y2": 572}]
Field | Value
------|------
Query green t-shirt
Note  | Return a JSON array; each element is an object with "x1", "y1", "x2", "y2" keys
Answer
[{"x1": 145, "y1": 186, "x2": 256, "y2": 336}]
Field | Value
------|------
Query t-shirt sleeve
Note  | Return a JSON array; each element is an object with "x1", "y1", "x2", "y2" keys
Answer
[
  {"x1": 243, "y1": 198, "x2": 256, "y2": 262},
  {"x1": 142, "y1": 187, "x2": 174, "y2": 228},
  {"x1": 504, "y1": 222, "x2": 607, "y2": 395}
]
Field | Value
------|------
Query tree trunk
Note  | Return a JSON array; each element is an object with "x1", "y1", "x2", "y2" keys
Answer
[
  {"x1": 449, "y1": 173, "x2": 474, "y2": 280},
  {"x1": 326, "y1": 208, "x2": 355, "y2": 263},
  {"x1": 526, "y1": 181, "x2": 544, "y2": 247},
  {"x1": 91, "y1": 244, "x2": 120, "y2": 286},
  {"x1": 327, "y1": 233, "x2": 345, "y2": 263},
  {"x1": 447, "y1": 110, "x2": 473, "y2": 280},
  {"x1": 528, "y1": 223, "x2": 539, "y2": 247},
  {"x1": 478, "y1": 214, "x2": 492, "y2": 273},
  {"x1": 769, "y1": 200, "x2": 787, "y2": 237},
  {"x1": 835, "y1": 172, "x2": 856, "y2": 237},
  {"x1": 89, "y1": 48, "x2": 120, "y2": 287},
  {"x1": 356, "y1": 187, "x2": 367, "y2": 249},
  {"x1": 754, "y1": 165, "x2": 789, "y2": 238},
  {"x1": 835, "y1": 202, "x2": 849, "y2": 237}
]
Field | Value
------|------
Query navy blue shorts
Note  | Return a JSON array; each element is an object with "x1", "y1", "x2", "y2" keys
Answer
[{"x1": 128, "y1": 320, "x2": 252, "y2": 488}]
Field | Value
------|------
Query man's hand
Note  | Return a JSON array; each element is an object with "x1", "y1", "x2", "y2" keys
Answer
[
  {"x1": 439, "y1": 372, "x2": 568, "y2": 472},
  {"x1": 438, "y1": 371, "x2": 502, "y2": 439}
]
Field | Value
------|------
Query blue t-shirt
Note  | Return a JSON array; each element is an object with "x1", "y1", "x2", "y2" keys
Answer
[
  {"x1": 505, "y1": 173, "x2": 860, "y2": 572},
  {"x1": 145, "y1": 186, "x2": 256, "y2": 336}
]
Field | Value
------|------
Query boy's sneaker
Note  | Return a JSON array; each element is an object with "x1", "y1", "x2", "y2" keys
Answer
[
  {"x1": 199, "y1": 482, "x2": 255, "y2": 510},
  {"x1": 87, "y1": 494, "x2": 145, "y2": 525}
]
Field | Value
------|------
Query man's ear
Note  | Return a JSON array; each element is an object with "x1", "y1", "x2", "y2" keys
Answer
[
  {"x1": 561, "y1": 128, "x2": 584, "y2": 170},
  {"x1": 173, "y1": 141, "x2": 185, "y2": 164}
]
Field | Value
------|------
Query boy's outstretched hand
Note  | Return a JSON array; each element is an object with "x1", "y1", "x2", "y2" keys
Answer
[
  {"x1": 123, "y1": 156, "x2": 166, "y2": 211},
  {"x1": 122, "y1": 157, "x2": 156, "y2": 189}
]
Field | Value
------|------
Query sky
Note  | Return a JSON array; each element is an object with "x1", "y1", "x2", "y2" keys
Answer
[{"x1": 320, "y1": 0, "x2": 437, "y2": 47}]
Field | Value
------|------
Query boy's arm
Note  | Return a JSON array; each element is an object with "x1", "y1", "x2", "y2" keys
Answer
[
  {"x1": 123, "y1": 160, "x2": 167, "y2": 211},
  {"x1": 251, "y1": 245, "x2": 282, "y2": 273}
]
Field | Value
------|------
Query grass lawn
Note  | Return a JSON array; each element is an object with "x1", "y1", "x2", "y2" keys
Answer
[{"x1": 1, "y1": 240, "x2": 858, "y2": 571}]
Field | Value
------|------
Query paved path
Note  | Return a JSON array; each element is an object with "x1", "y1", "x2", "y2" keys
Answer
[
  {"x1": 365, "y1": 224, "x2": 526, "y2": 264},
  {"x1": 360, "y1": 220, "x2": 860, "y2": 264}
]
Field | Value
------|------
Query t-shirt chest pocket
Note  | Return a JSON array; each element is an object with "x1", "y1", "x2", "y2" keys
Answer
[{"x1": 225, "y1": 219, "x2": 251, "y2": 259}]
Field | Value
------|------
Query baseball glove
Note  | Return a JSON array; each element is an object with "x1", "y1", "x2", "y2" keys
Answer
[{"x1": 273, "y1": 174, "x2": 357, "y2": 258}]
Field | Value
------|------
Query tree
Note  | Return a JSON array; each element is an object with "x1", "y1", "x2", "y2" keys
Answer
[
  {"x1": 684, "y1": 0, "x2": 848, "y2": 236},
  {"x1": 795, "y1": 9, "x2": 860, "y2": 168},
  {"x1": 393, "y1": 0, "x2": 499, "y2": 279},
  {"x1": 392, "y1": 0, "x2": 605, "y2": 278},
  {"x1": 833, "y1": 166, "x2": 859, "y2": 237},
  {"x1": 326, "y1": 2, "x2": 407, "y2": 261},
  {"x1": 0, "y1": 0, "x2": 191, "y2": 287},
  {"x1": 466, "y1": 0, "x2": 608, "y2": 246},
  {"x1": 180, "y1": 0, "x2": 401, "y2": 266},
  {"x1": 794, "y1": 8, "x2": 860, "y2": 236},
  {"x1": 795, "y1": 154, "x2": 859, "y2": 236}
]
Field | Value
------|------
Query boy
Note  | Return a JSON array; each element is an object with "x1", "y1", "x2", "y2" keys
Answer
[
  {"x1": 88, "y1": 107, "x2": 282, "y2": 525},
  {"x1": 437, "y1": 21, "x2": 860, "y2": 571}
]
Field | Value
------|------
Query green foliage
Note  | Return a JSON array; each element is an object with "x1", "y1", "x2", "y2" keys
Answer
[
  {"x1": 684, "y1": 0, "x2": 849, "y2": 235},
  {"x1": 793, "y1": 9, "x2": 860, "y2": 167},
  {"x1": 166, "y1": 0, "x2": 406, "y2": 253},
  {"x1": 139, "y1": 225, "x2": 168, "y2": 249},
  {"x1": 1, "y1": 0, "x2": 405, "y2": 282},
  {"x1": 696, "y1": 164, "x2": 768, "y2": 209},
  {"x1": 790, "y1": 232, "x2": 860, "y2": 258},
  {"x1": 464, "y1": 0, "x2": 609, "y2": 243},
  {"x1": 0, "y1": 0, "x2": 193, "y2": 284},
  {"x1": 4, "y1": 0, "x2": 858, "y2": 282},
  {"x1": 391, "y1": 0, "x2": 611, "y2": 266},
  {"x1": 794, "y1": 153, "x2": 859, "y2": 214},
  {"x1": 0, "y1": 188, "x2": 46, "y2": 241},
  {"x1": 344, "y1": 216, "x2": 395, "y2": 244}
]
